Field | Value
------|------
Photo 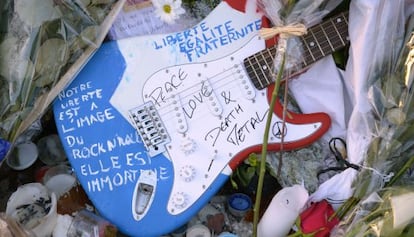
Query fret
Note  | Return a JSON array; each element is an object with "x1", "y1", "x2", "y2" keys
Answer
[
  {"x1": 260, "y1": 49, "x2": 274, "y2": 86},
  {"x1": 259, "y1": 51, "x2": 273, "y2": 83},
  {"x1": 330, "y1": 13, "x2": 349, "y2": 46},
  {"x1": 245, "y1": 56, "x2": 265, "y2": 89},
  {"x1": 245, "y1": 11, "x2": 349, "y2": 90},
  {"x1": 253, "y1": 53, "x2": 272, "y2": 86},
  {"x1": 337, "y1": 13, "x2": 349, "y2": 43},
  {"x1": 302, "y1": 33, "x2": 323, "y2": 61},
  {"x1": 259, "y1": 52, "x2": 270, "y2": 71},
  {"x1": 301, "y1": 34, "x2": 317, "y2": 62},
  {"x1": 244, "y1": 47, "x2": 275, "y2": 87},
  {"x1": 320, "y1": 24, "x2": 335, "y2": 52},
  {"x1": 312, "y1": 24, "x2": 335, "y2": 55},
  {"x1": 310, "y1": 29, "x2": 326, "y2": 57},
  {"x1": 264, "y1": 47, "x2": 279, "y2": 84},
  {"x1": 301, "y1": 54, "x2": 309, "y2": 67},
  {"x1": 330, "y1": 18, "x2": 345, "y2": 45},
  {"x1": 323, "y1": 20, "x2": 344, "y2": 51},
  {"x1": 301, "y1": 44, "x2": 315, "y2": 66},
  {"x1": 264, "y1": 47, "x2": 277, "y2": 67}
]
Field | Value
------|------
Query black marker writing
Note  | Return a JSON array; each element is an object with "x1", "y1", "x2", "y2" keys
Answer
[
  {"x1": 148, "y1": 68, "x2": 188, "y2": 106},
  {"x1": 183, "y1": 81, "x2": 213, "y2": 119},
  {"x1": 205, "y1": 105, "x2": 268, "y2": 146},
  {"x1": 221, "y1": 91, "x2": 236, "y2": 104},
  {"x1": 272, "y1": 121, "x2": 287, "y2": 139}
]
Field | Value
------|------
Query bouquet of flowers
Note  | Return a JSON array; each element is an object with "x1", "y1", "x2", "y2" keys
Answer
[
  {"x1": 0, "y1": 0, "x2": 125, "y2": 160},
  {"x1": 336, "y1": 186, "x2": 414, "y2": 236},
  {"x1": 332, "y1": 0, "x2": 414, "y2": 235},
  {"x1": 250, "y1": 0, "x2": 345, "y2": 236}
]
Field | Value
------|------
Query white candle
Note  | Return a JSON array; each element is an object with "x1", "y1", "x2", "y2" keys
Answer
[{"x1": 258, "y1": 184, "x2": 309, "y2": 237}]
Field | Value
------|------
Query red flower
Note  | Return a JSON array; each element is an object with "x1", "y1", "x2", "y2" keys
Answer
[{"x1": 299, "y1": 200, "x2": 339, "y2": 237}]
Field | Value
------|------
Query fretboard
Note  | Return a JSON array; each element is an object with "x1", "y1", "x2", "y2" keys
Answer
[{"x1": 244, "y1": 11, "x2": 349, "y2": 90}]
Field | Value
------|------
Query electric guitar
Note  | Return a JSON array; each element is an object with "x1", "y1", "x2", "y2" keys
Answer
[{"x1": 53, "y1": 1, "x2": 349, "y2": 236}]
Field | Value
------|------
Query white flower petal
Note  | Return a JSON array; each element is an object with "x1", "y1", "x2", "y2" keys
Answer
[{"x1": 151, "y1": 0, "x2": 185, "y2": 24}]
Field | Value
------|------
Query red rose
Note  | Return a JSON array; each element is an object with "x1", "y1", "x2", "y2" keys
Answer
[{"x1": 299, "y1": 200, "x2": 339, "y2": 237}]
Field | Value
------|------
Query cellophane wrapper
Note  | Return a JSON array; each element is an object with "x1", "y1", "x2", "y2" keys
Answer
[
  {"x1": 257, "y1": 0, "x2": 344, "y2": 74},
  {"x1": 334, "y1": 187, "x2": 414, "y2": 236},
  {"x1": 333, "y1": 0, "x2": 414, "y2": 235},
  {"x1": 0, "y1": 0, "x2": 125, "y2": 145}
]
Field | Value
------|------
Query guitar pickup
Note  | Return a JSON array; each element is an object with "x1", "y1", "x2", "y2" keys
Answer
[
  {"x1": 128, "y1": 102, "x2": 170, "y2": 157},
  {"x1": 170, "y1": 94, "x2": 188, "y2": 134},
  {"x1": 202, "y1": 80, "x2": 223, "y2": 117},
  {"x1": 233, "y1": 63, "x2": 256, "y2": 100}
]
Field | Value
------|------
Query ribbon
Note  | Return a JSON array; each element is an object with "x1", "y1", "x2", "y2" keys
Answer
[{"x1": 259, "y1": 23, "x2": 307, "y2": 40}]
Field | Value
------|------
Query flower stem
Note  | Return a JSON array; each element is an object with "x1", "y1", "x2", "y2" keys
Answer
[
  {"x1": 253, "y1": 51, "x2": 286, "y2": 237},
  {"x1": 386, "y1": 155, "x2": 414, "y2": 187},
  {"x1": 287, "y1": 231, "x2": 305, "y2": 237},
  {"x1": 334, "y1": 196, "x2": 359, "y2": 220}
]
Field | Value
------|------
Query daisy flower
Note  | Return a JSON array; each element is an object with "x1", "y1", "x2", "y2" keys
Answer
[{"x1": 152, "y1": 0, "x2": 185, "y2": 24}]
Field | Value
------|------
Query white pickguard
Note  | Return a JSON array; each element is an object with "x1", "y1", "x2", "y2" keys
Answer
[
  {"x1": 110, "y1": 2, "x2": 324, "y2": 215},
  {"x1": 145, "y1": 36, "x2": 322, "y2": 215}
]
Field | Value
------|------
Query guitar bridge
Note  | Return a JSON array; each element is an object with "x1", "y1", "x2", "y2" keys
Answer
[{"x1": 128, "y1": 102, "x2": 170, "y2": 157}]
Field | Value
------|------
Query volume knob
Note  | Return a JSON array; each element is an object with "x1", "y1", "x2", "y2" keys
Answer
[
  {"x1": 180, "y1": 137, "x2": 196, "y2": 154},
  {"x1": 179, "y1": 165, "x2": 196, "y2": 182},
  {"x1": 172, "y1": 192, "x2": 187, "y2": 209}
]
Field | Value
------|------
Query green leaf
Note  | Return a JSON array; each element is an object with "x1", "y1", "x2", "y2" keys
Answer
[
  {"x1": 247, "y1": 153, "x2": 259, "y2": 167},
  {"x1": 401, "y1": 223, "x2": 414, "y2": 237},
  {"x1": 230, "y1": 176, "x2": 239, "y2": 190},
  {"x1": 34, "y1": 38, "x2": 69, "y2": 81}
]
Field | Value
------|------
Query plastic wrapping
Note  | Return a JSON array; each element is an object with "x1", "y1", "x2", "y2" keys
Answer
[
  {"x1": 327, "y1": 0, "x2": 414, "y2": 234},
  {"x1": 106, "y1": 0, "x2": 221, "y2": 40},
  {"x1": 310, "y1": 0, "x2": 414, "y2": 209},
  {"x1": 0, "y1": 0, "x2": 125, "y2": 146},
  {"x1": 346, "y1": 0, "x2": 414, "y2": 200},
  {"x1": 333, "y1": 187, "x2": 414, "y2": 237},
  {"x1": 257, "y1": 0, "x2": 343, "y2": 74},
  {"x1": 0, "y1": 212, "x2": 35, "y2": 237},
  {"x1": 107, "y1": 0, "x2": 189, "y2": 40}
]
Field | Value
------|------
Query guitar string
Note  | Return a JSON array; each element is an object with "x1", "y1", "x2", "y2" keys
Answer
[
  {"x1": 149, "y1": 33, "x2": 275, "y2": 112},
  {"x1": 248, "y1": 12, "x2": 348, "y2": 88},
  {"x1": 230, "y1": 12, "x2": 348, "y2": 89},
  {"x1": 318, "y1": 14, "x2": 348, "y2": 52},
  {"x1": 155, "y1": 62, "x2": 245, "y2": 120},
  {"x1": 148, "y1": 13, "x2": 348, "y2": 122},
  {"x1": 299, "y1": 14, "x2": 348, "y2": 65},
  {"x1": 319, "y1": 23, "x2": 336, "y2": 52},
  {"x1": 274, "y1": 15, "x2": 346, "y2": 71}
]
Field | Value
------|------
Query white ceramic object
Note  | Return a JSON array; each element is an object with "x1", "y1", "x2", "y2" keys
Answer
[
  {"x1": 37, "y1": 134, "x2": 67, "y2": 166},
  {"x1": 6, "y1": 141, "x2": 38, "y2": 170},
  {"x1": 42, "y1": 165, "x2": 77, "y2": 199},
  {"x1": 258, "y1": 185, "x2": 309, "y2": 237},
  {"x1": 186, "y1": 224, "x2": 211, "y2": 237},
  {"x1": 6, "y1": 183, "x2": 57, "y2": 237},
  {"x1": 52, "y1": 214, "x2": 74, "y2": 237}
]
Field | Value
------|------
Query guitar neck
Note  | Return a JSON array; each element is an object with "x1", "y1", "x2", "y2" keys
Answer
[{"x1": 245, "y1": 11, "x2": 349, "y2": 90}]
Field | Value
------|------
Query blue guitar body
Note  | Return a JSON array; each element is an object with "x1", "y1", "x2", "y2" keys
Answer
[
  {"x1": 55, "y1": 41, "x2": 226, "y2": 235},
  {"x1": 53, "y1": 1, "x2": 335, "y2": 236}
]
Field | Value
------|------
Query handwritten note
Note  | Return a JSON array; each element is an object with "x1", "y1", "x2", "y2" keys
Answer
[
  {"x1": 56, "y1": 79, "x2": 171, "y2": 193},
  {"x1": 153, "y1": 19, "x2": 262, "y2": 62},
  {"x1": 107, "y1": 0, "x2": 188, "y2": 40}
]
